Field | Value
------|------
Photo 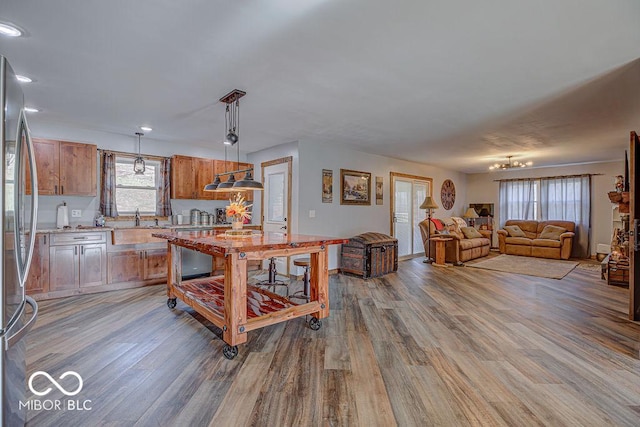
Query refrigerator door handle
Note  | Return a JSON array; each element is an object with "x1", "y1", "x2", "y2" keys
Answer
[
  {"x1": 5, "y1": 296, "x2": 38, "y2": 350},
  {"x1": 15, "y1": 110, "x2": 38, "y2": 287}
]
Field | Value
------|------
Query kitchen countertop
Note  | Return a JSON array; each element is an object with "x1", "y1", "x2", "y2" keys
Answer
[{"x1": 35, "y1": 223, "x2": 260, "y2": 234}]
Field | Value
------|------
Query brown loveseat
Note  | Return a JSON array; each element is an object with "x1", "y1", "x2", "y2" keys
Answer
[
  {"x1": 418, "y1": 217, "x2": 490, "y2": 265},
  {"x1": 497, "y1": 220, "x2": 575, "y2": 260}
]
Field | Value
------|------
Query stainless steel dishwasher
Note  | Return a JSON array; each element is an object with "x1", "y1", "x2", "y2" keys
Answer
[{"x1": 179, "y1": 228, "x2": 213, "y2": 279}]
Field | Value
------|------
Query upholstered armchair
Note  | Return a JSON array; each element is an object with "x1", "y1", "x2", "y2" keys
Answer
[{"x1": 418, "y1": 219, "x2": 489, "y2": 265}]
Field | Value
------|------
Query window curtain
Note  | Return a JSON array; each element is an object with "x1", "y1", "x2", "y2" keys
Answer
[
  {"x1": 99, "y1": 151, "x2": 118, "y2": 217},
  {"x1": 156, "y1": 157, "x2": 172, "y2": 216},
  {"x1": 540, "y1": 175, "x2": 590, "y2": 258},
  {"x1": 498, "y1": 179, "x2": 536, "y2": 226}
]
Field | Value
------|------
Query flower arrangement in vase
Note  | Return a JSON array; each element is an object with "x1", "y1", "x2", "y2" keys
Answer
[{"x1": 226, "y1": 193, "x2": 252, "y2": 230}]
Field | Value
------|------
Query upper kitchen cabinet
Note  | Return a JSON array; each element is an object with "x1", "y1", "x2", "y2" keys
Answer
[
  {"x1": 27, "y1": 139, "x2": 97, "y2": 196},
  {"x1": 170, "y1": 155, "x2": 195, "y2": 199},
  {"x1": 170, "y1": 155, "x2": 215, "y2": 200},
  {"x1": 195, "y1": 157, "x2": 215, "y2": 200}
]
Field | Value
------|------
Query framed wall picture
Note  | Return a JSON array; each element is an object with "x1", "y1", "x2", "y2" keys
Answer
[
  {"x1": 322, "y1": 169, "x2": 333, "y2": 203},
  {"x1": 340, "y1": 169, "x2": 371, "y2": 205},
  {"x1": 375, "y1": 176, "x2": 383, "y2": 205}
]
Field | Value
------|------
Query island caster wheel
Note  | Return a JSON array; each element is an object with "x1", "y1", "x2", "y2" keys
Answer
[
  {"x1": 308, "y1": 317, "x2": 322, "y2": 331},
  {"x1": 167, "y1": 298, "x2": 177, "y2": 309},
  {"x1": 222, "y1": 345, "x2": 238, "y2": 360}
]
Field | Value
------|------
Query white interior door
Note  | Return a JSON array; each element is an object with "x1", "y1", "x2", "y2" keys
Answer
[
  {"x1": 392, "y1": 176, "x2": 430, "y2": 257},
  {"x1": 262, "y1": 160, "x2": 290, "y2": 275}
]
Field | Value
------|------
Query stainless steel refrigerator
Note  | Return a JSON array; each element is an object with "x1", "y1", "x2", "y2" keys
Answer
[{"x1": 0, "y1": 55, "x2": 38, "y2": 426}]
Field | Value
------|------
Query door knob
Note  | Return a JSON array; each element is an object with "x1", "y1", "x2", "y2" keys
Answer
[{"x1": 280, "y1": 225, "x2": 287, "y2": 230}]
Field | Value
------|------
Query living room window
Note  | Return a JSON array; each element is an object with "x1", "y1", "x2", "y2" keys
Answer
[
  {"x1": 498, "y1": 179, "x2": 538, "y2": 221},
  {"x1": 499, "y1": 175, "x2": 591, "y2": 257}
]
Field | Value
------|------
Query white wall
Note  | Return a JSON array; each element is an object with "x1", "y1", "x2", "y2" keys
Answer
[
  {"x1": 466, "y1": 160, "x2": 624, "y2": 257},
  {"x1": 296, "y1": 140, "x2": 467, "y2": 270}
]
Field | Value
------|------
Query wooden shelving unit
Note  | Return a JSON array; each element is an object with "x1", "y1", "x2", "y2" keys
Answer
[{"x1": 606, "y1": 191, "x2": 630, "y2": 287}]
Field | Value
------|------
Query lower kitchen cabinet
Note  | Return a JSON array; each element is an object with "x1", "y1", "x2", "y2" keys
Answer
[
  {"x1": 80, "y1": 244, "x2": 108, "y2": 287},
  {"x1": 107, "y1": 250, "x2": 142, "y2": 283},
  {"x1": 26, "y1": 233, "x2": 50, "y2": 295},
  {"x1": 107, "y1": 247, "x2": 167, "y2": 284},
  {"x1": 49, "y1": 232, "x2": 107, "y2": 292},
  {"x1": 143, "y1": 248, "x2": 168, "y2": 280}
]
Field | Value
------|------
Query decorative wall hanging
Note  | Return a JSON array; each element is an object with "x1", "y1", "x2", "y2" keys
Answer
[
  {"x1": 375, "y1": 176, "x2": 383, "y2": 205},
  {"x1": 340, "y1": 169, "x2": 371, "y2": 205},
  {"x1": 440, "y1": 179, "x2": 456, "y2": 210},
  {"x1": 322, "y1": 169, "x2": 333, "y2": 203}
]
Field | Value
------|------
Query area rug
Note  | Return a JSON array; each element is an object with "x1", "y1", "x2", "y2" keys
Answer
[{"x1": 466, "y1": 254, "x2": 579, "y2": 279}]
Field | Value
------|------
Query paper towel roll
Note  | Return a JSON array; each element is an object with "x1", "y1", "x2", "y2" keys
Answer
[{"x1": 56, "y1": 203, "x2": 69, "y2": 229}]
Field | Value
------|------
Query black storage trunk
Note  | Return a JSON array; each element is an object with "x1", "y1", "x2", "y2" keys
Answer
[{"x1": 341, "y1": 232, "x2": 398, "y2": 279}]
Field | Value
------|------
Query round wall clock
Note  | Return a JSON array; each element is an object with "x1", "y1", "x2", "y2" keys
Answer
[{"x1": 440, "y1": 179, "x2": 455, "y2": 210}]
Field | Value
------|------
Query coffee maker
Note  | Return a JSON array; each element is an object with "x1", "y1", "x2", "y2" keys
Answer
[{"x1": 215, "y1": 208, "x2": 228, "y2": 224}]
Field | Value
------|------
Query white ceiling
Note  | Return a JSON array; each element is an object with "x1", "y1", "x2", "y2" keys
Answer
[{"x1": 1, "y1": 0, "x2": 639, "y2": 173}]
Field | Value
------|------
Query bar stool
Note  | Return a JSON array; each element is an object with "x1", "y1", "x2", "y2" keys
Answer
[
  {"x1": 256, "y1": 257, "x2": 287, "y2": 295},
  {"x1": 290, "y1": 257, "x2": 311, "y2": 302}
]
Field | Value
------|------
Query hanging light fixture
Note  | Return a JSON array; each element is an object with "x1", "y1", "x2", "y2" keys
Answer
[
  {"x1": 203, "y1": 89, "x2": 263, "y2": 192},
  {"x1": 133, "y1": 132, "x2": 145, "y2": 175},
  {"x1": 489, "y1": 155, "x2": 532, "y2": 170}
]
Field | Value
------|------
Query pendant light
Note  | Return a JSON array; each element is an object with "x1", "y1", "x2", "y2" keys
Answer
[
  {"x1": 133, "y1": 132, "x2": 145, "y2": 175},
  {"x1": 217, "y1": 96, "x2": 241, "y2": 190},
  {"x1": 203, "y1": 89, "x2": 263, "y2": 192}
]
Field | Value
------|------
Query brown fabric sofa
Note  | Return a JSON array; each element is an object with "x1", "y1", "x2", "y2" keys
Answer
[
  {"x1": 497, "y1": 220, "x2": 575, "y2": 260},
  {"x1": 418, "y1": 218, "x2": 490, "y2": 265}
]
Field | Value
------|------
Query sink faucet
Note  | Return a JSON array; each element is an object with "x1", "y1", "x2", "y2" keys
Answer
[
  {"x1": 154, "y1": 218, "x2": 159, "y2": 226},
  {"x1": 135, "y1": 208, "x2": 140, "y2": 227}
]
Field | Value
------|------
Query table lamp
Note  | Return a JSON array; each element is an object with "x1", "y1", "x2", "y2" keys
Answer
[
  {"x1": 463, "y1": 207, "x2": 479, "y2": 227},
  {"x1": 420, "y1": 196, "x2": 439, "y2": 263}
]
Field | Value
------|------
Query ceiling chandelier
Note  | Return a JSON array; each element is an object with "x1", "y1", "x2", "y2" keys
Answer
[
  {"x1": 133, "y1": 132, "x2": 145, "y2": 175},
  {"x1": 204, "y1": 89, "x2": 263, "y2": 192},
  {"x1": 489, "y1": 155, "x2": 532, "y2": 171}
]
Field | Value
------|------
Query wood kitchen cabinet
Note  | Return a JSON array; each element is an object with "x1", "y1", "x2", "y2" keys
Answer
[
  {"x1": 107, "y1": 247, "x2": 167, "y2": 283},
  {"x1": 107, "y1": 250, "x2": 143, "y2": 283},
  {"x1": 171, "y1": 155, "x2": 215, "y2": 200},
  {"x1": 195, "y1": 157, "x2": 215, "y2": 200},
  {"x1": 26, "y1": 233, "x2": 50, "y2": 295},
  {"x1": 171, "y1": 155, "x2": 253, "y2": 201},
  {"x1": 48, "y1": 232, "x2": 107, "y2": 292},
  {"x1": 27, "y1": 139, "x2": 97, "y2": 196},
  {"x1": 143, "y1": 248, "x2": 168, "y2": 279},
  {"x1": 170, "y1": 155, "x2": 196, "y2": 199}
]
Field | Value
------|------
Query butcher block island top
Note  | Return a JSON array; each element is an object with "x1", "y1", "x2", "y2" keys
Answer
[
  {"x1": 152, "y1": 230, "x2": 348, "y2": 359},
  {"x1": 151, "y1": 229, "x2": 348, "y2": 255}
]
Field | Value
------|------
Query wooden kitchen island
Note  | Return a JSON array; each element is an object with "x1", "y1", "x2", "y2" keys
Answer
[{"x1": 152, "y1": 229, "x2": 348, "y2": 359}]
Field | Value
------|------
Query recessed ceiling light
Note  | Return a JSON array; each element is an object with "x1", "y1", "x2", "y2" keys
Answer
[
  {"x1": 16, "y1": 75, "x2": 32, "y2": 83},
  {"x1": 24, "y1": 107, "x2": 39, "y2": 113},
  {"x1": 140, "y1": 126, "x2": 152, "y2": 132},
  {"x1": 0, "y1": 23, "x2": 22, "y2": 37}
]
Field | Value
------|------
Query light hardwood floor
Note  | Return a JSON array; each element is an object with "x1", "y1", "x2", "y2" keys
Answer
[{"x1": 26, "y1": 258, "x2": 640, "y2": 426}]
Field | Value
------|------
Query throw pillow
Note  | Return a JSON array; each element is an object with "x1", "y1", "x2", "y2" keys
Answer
[
  {"x1": 461, "y1": 227, "x2": 483, "y2": 239},
  {"x1": 504, "y1": 225, "x2": 526, "y2": 237},
  {"x1": 451, "y1": 216, "x2": 467, "y2": 230},
  {"x1": 430, "y1": 218, "x2": 445, "y2": 231},
  {"x1": 539, "y1": 224, "x2": 566, "y2": 240}
]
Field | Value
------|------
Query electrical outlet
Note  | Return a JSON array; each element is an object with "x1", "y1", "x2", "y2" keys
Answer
[
  {"x1": 309, "y1": 210, "x2": 316, "y2": 218},
  {"x1": 71, "y1": 209, "x2": 82, "y2": 218}
]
